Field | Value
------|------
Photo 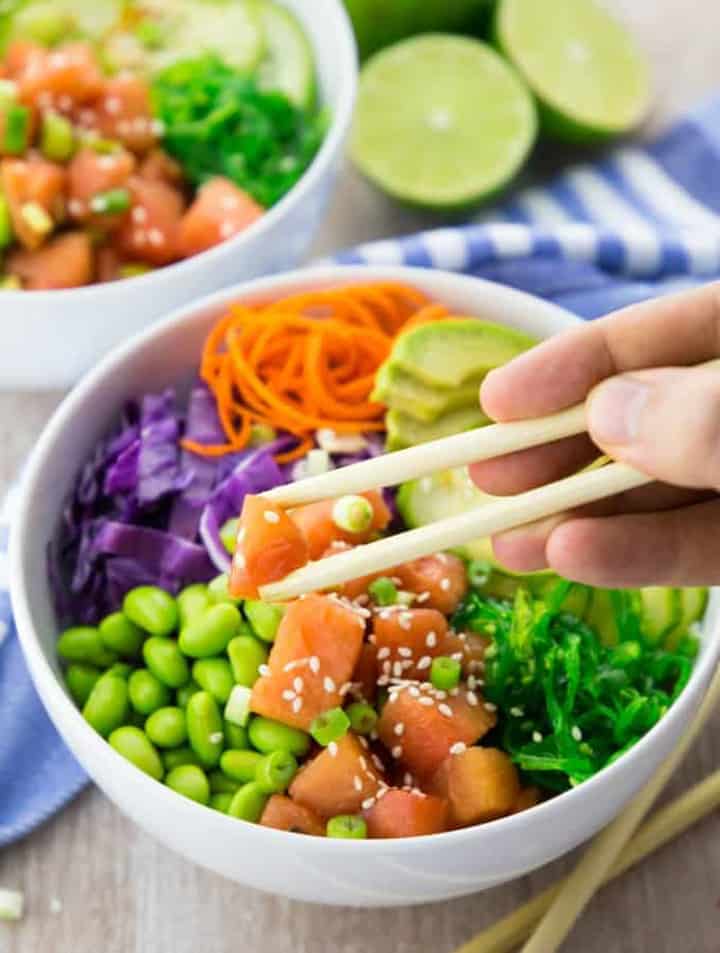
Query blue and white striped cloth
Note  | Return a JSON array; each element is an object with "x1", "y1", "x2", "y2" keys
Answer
[{"x1": 4, "y1": 94, "x2": 720, "y2": 847}]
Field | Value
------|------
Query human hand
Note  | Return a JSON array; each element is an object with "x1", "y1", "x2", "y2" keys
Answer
[{"x1": 470, "y1": 282, "x2": 720, "y2": 587}]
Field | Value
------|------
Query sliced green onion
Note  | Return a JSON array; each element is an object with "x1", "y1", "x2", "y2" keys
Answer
[
  {"x1": 3, "y1": 104, "x2": 30, "y2": 154},
  {"x1": 396, "y1": 590, "x2": 416, "y2": 607},
  {"x1": 40, "y1": 111, "x2": 75, "y2": 162},
  {"x1": 467, "y1": 559, "x2": 493, "y2": 588},
  {"x1": 310, "y1": 706, "x2": 350, "y2": 747},
  {"x1": 345, "y1": 701, "x2": 378, "y2": 736},
  {"x1": 0, "y1": 194, "x2": 13, "y2": 249},
  {"x1": 90, "y1": 188, "x2": 131, "y2": 216},
  {"x1": 220, "y1": 517, "x2": 239, "y2": 554},
  {"x1": 326, "y1": 815, "x2": 367, "y2": 839},
  {"x1": 224, "y1": 684, "x2": 252, "y2": 727},
  {"x1": 255, "y1": 750, "x2": 298, "y2": 793},
  {"x1": 430, "y1": 656, "x2": 462, "y2": 692},
  {"x1": 249, "y1": 422, "x2": 277, "y2": 446},
  {"x1": 368, "y1": 576, "x2": 398, "y2": 606},
  {"x1": 20, "y1": 201, "x2": 53, "y2": 237},
  {"x1": 0, "y1": 887, "x2": 24, "y2": 921},
  {"x1": 296, "y1": 448, "x2": 332, "y2": 478},
  {"x1": 85, "y1": 135, "x2": 123, "y2": 154},
  {"x1": 332, "y1": 495, "x2": 373, "y2": 534}
]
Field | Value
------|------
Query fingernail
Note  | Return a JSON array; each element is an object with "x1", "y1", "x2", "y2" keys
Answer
[{"x1": 588, "y1": 376, "x2": 650, "y2": 445}]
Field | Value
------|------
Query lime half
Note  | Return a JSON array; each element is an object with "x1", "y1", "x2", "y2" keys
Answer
[
  {"x1": 350, "y1": 35, "x2": 537, "y2": 209},
  {"x1": 495, "y1": 0, "x2": 651, "y2": 143}
]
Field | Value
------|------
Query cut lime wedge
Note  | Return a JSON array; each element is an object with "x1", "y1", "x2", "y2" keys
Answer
[
  {"x1": 494, "y1": 0, "x2": 651, "y2": 143},
  {"x1": 350, "y1": 34, "x2": 537, "y2": 209},
  {"x1": 253, "y1": 0, "x2": 315, "y2": 108}
]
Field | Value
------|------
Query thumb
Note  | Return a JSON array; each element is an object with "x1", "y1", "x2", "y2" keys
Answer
[{"x1": 587, "y1": 365, "x2": 720, "y2": 489}]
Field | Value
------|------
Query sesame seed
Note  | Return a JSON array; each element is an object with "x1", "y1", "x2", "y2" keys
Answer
[
  {"x1": 209, "y1": 732, "x2": 223, "y2": 744},
  {"x1": 377, "y1": 647, "x2": 391, "y2": 660},
  {"x1": 291, "y1": 697, "x2": 303, "y2": 714},
  {"x1": 398, "y1": 647, "x2": 413, "y2": 658},
  {"x1": 408, "y1": 686, "x2": 420, "y2": 697},
  {"x1": 392, "y1": 661, "x2": 404, "y2": 677},
  {"x1": 418, "y1": 696, "x2": 434, "y2": 707},
  {"x1": 148, "y1": 228, "x2": 164, "y2": 247},
  {"x1": 532, "y1": 731, "x2": 543, "y2": 743},
  {"x1": 359, "y1": 756, "x2": 368, "y2": 769},
  {"x1": 104, "y1": 96, "x2": 122, "y2": 115},
  {"x1": 381, "y1": 660, "x2": 391, "y2": 675},
  {"x1": 398, "y1": 612, "x2": 413, "y2": 631},
  {"x1": 449, "y1": 741, "x2": 466, "y2": 755},
  {"x1": 417, "y1": 655, "x2": 432, "y2": 670},
  {"x1": 371, "y1": 754, "x2": 384, "y2": 770},
  {"x1": 264, "y1": 509, "x2": 280, "y2": 524},
  {"x1": 426, "y1": 631, "x2": 438, "y2": 648},
  {"x1": 323, "y1": 676, "x2": 336, "y2": 693},
  {"x1": 376, "y1": 786, "x2": 388, "y2": 800},
  {"x1": 416, "y1": 591, "x2": 430, "y2": 603},
  {"x1": 466, "y1": 691, "x2": 478, "y2": 707},
  {"x1": 328, "y1": 741, "x2": 338, "y2": 757},
  {"x1": 433, "y1": 690, "x2": 447, "y2": 700},
  {"x1": 293, "y1": 676, "x2": 304, "y2": 693},
  {"x1": 281, "y1": 690, "x2": 295, "y2": 701},
  {"x1": 68, "y1": 199, "x2": 84, "y2": 217},
  {"x1": 358, "y1": 734, "x2": 369, "y2": 749},
  {"x1": 450, "y1": 652, "x2": 464, "y2": 661},
  {"x1": 467, "y1": 675, "x2": 477, "y2": 690},
  {"x1": 353, "y1": 775, "x2": 363, "y2": 792},
  {"x1": 403, "y1": 772, "x2": 413, "y2": 786},
  {"x1": 484, "y1": 702, "x2": 497, "y2": 712},
  {"x1": 440, "y1": 577, "x2": 451, "y2": 591},
  {"x1": 391, "y1": 745, "x2": 403, "y2": 759},
  {"x1": 361, "y1": 797, "x2": 376, "y2": 810},
  {"x1": 571, "y1": 725, "x2": 583, "y2": 741},
  {"x1": 132, "y1": 206, "x2": 148, "y2": 224},
  {"x1": 220, "y1": 221, "x2": 237, "y2": 239},
  {"x1": 510, "y1": 706, "x2": 524, "y2": 717},
  {"x1": 438, "y1": 703, "x2": 453, "y2": 718},
  {"x1": 309, "y1": 656, "x2": 320, "y2": 674},
  {"x1": 258, "y1": 664, "x2": 270, "y2": 677},
  {"x1": 393, "y1": 722, "x2": 405, "y2": 736}
]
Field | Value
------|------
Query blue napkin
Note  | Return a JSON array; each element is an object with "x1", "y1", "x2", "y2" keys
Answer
[{"x1": 5, "y1": 95, "x2": 720, "y2": 847}]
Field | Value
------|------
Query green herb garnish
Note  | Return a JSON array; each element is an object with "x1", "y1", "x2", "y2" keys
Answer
[
  {"x1": 453, "y1": 583, "x2": 697, "y2": 792},
  {"x1": 151, "y1": 55, "x2": 326, "y2": 208}
]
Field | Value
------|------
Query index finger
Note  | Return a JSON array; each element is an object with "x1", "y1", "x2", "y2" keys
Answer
[{"x1": 480, "y1": 281, "x2": 720, "y2": 421}]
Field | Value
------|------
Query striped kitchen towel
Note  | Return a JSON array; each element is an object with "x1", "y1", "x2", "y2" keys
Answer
[{"x1": 4, "y1": 93, "x2": 720, "y2": 847}]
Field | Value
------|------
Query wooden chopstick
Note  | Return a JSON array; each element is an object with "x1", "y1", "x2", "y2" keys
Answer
[
  {"x1": 262, "y1": 402, "x2": 587, "y2": 507},
  {"x1": 259, "y1": 461, "x2": 650, "y2": 600}
]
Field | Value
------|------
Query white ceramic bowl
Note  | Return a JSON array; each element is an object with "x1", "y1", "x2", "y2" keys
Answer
[
  {"x1": 11, "y1": 265, "x2": 720, "y2": 907},
  {"x1": 0, "y1": 0, "x2": 357, "y2": 390}
]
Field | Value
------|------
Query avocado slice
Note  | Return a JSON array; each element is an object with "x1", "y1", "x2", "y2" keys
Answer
[
  {"x1": 391, "y1": 318, "x2": 536, "y2": 389},
  {"x1": 386, "y1": 405, "x2": 489, "y2": 451},
  {"x1": 372, "y1": 363, "x2": 484, "y2": 423}
]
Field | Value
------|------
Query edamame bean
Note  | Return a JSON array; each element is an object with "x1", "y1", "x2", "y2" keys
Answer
[
  {"x1": 57, "y1": 626, "x2": 118, "y2": 667},
  {"x1": 220, "y1": 518, "x2": 238, "y2": 554},
  {"x1": 227, "y1": 782, "x2": 268, "y2": 822},
  {"x1": 223, "y1": 720, "x2": 248, "y2": 750},
  {"x1": 82, "y1": 675, "x2": 128, "y2": 737},
  {"x1": 176, "y1": 679, "x2": 201, "y2": 709},
  {"x1": 143, "y1": 637, "x2": 189, "y2": 688},
  {"x1": 186, "y1": 691, "x2": 224, "y2": 768},
  {"x1": 108, "y1": 726, "x2": 163, "y2": 780},
  {"x1": 255, "y1": 750, "x2": 298, "y2": 794},
  {"x1": 99, "y1": 612, "x2": 143, "y2": 657},
  {"x1": 106, "y1": 662, "x2": 132, "y2": 680},
  {"x1": 162, "y1": 746, "x2": 202, "y2": 772},
  {"x1": 179, "y1": 603, "x2": 242, "y2": 658},
  {"x1": 227, "y1": 635, "x2": 268, "y2": 687},
  {"x1": 165, "y1": 765, "x2": 210, "y2": 805},
  {"x1": 219, "y1": 749, "x2": 262, "y2": 783},
  {"x1": 128, "y1": 668, "x2": 171, "y2": 715},
  {"x1": 209, "y1": 770, "x2": 240, "y2": 794},
  {"x1": 207, "y1": 573, "x2": 242, "y2": 605},
  {"x1": 326, "y1": 815, "x2": 367, "y2": 839},
  {"x1": 210, "y1": 792, "x2": 233, "y2": 813},
  {"x1": 244, "y1": 601, "x2": 285, "y2": 643},
  {"x1": 123, "y1": 586, "x2": 178, "y2": 637},
  {"x1": 177, "y1": 584, "x2": 212, "y2": 627},
  {"x1": 248, "y1": 717, "x2": 310, "y2": 757},
  {"x1": 65, "y1": 663, "x2": 100, "y2": 707},
  {"x1": 192, "y1": 658, "x2": 234, "y2": 704},
  {"x1": 145, "y1": 706, "x2": 187, "y2": 748}
]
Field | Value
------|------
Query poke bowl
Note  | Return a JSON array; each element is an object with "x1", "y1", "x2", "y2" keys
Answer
[
  {"x1": 10, "y1": 265, "x2": 720, "y2": 907},
  {"x1": 0, "y1": 0, "x2": 357, "y2": 389}
]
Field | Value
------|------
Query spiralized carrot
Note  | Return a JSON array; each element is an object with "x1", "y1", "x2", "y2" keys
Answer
[{"x1": 183, "y1": 282, "x2": 447, "y2": 461}]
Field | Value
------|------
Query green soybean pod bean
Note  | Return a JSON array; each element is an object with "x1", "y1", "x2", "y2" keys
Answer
[
  {"x1": 128, "y1": 668, "x2": 171, "y2": 715},
  {"x1": 219, "y1": 749, "x2": 263, "y2": 783},
  {"x1": 176, "y1": 679, "x2": 201, "y2": 709},
  {"x1": 244, "y1": 601, "x2": 285, "y2": 643},
  {"x1": 248, "y1": 716, "x2": 310, "y2": 757},
  {"x1": 177, "y1": 584, "x2": 213, "y2": 627},
  {"x1": 207, "y1": 573, "x2": 242, "y2": 605},
  {"x1": 99, "y1": 612, "x2": 144, "y2": 658},
  {"x1": 162, "y1": 746, "x2": 202, "y2": 772},
  {"x1": 209, "y1": 770, "x2": 240, "y2": 794},
  {"x1": 192, "y1": 658, "x2": 234, "y2": 704},
  {"x1": 82, "y1": 675, "x2": 129, "y2": 737},
  {"x1": 227, "y1": 635, "x2": 268, "y2": 687},
  {"x1": 123, "y1": 586, "x2": 178, "y2": 637},
  {"x1": 186, "y1": 691, "x2": 224, "y2": 768},
  {"x1": 57, "y1": 626, "x2": 118, "y2": 667},
  {"x1": 228, "y1": 782, "x2": 268, "y2": 822},
  {"x1": 165, "y1": 764, "x2": 210, "y2": 805},
  {"x1": 223, "y1": 720, "x2": 248, "y2": 750},
  {"x1": 210, "y1": 792, "x2": 233, "y2": 813},
  {"x1": 65, "y1": 663, "x2": 100, "y2": 707},
  {"x1": 106, "y1": 662, "x2": 133, "y2": 680},
  {"x1": 179, "y1": 603, "x2": 242, "y2": 658},
  {"x1": 255, "y1": 750, "x2": 298, "y2": 794},
  {"x1": 143, "y1": 637, "x2": 190, "y2": 689},
  {"x1": 108, "y1": 726, "x2": 164, "y2": 780},
  {"x1": 145, "y1": 706, "x2": 187, "y2": 748}
]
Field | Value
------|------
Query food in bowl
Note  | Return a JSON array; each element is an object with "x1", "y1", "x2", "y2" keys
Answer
[
  {"x1": 51, "y1": 281, "x2": 706, "y2": 838},
  {"x1": 0, "y1": 0, "x2": 325, "y2": 289}
]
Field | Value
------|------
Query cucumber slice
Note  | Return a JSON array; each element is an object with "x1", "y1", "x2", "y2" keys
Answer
[
  {"x1": 639, "y1": 587, "x2": 683, "y2": 646},
  {"x1": 5, "y1": 0, "x2": 120, "y2": 47},
  {"x1": 253, "y1": 1, "x2": 315, "y2": 108},
  {"x1": 665, "y1": 587, "x2": 708, "y2": 650}
]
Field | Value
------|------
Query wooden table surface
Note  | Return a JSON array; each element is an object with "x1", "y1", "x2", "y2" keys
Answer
[{"x1": 3, "y1": 3, "x2": 720, "y2": 951}]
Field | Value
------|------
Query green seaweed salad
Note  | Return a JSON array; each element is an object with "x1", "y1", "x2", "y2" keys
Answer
[{"x1": 453, "y1": 576, "x2": 700, "y2": 792}]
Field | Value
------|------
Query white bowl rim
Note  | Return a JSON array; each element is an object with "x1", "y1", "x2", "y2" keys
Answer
[
  {"x1": 10, "y1": 263, "x2": 719, "y2": 854},
  {"x1": 0, "y1": 0, "x2": 357, "y2": 302}
]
